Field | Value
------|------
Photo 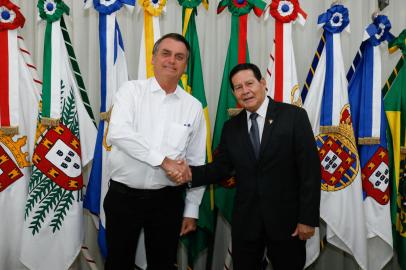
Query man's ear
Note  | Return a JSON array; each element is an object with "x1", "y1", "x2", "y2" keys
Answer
[
  {"x1": 260, "y1": 78, "x2": 266, "y2": 87},
  {"x1": 151, "y1": 54, "x2": 155, "y2": 66}
]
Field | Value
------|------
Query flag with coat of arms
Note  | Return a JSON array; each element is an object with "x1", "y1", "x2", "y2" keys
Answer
[
  {"x1": 20, "y1": 1, "x2": 97, "y2": 269},
  {"x1": 302, "y1": 4, "x2": 368, "y2": 269},
  {"x1": 83, "y1": 0, "x2": 134, "y2": 264},
  {"x1": 347, "y1": 14, "x2": 394, "y2": 270},
  {"x1": 0, "y1": 1, "x2": 41, "y2": 269}
]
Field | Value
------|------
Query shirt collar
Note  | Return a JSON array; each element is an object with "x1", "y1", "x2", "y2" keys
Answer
[
  {"x1": 150, "y1": 77, "x2": 182, "y2": 99},
  {"x1": 247, "y1": 97, "x2": 269, "y2": 120}
]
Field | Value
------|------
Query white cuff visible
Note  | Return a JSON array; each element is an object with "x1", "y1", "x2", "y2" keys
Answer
[
  {"x1": 145, "y1": 149, "x2": 165, "y2": 167},
  {"x1": 183, "y1": 202, "x2": 199, "y2": 219}
]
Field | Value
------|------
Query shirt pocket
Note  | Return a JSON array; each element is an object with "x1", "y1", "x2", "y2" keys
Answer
[{"x1": 167, "y1": 122, "x2": 190, "y2": 151}]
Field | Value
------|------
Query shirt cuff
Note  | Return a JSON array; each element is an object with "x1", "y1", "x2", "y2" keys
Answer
[
  {"x1": 145, "y1": 149, "x2": 165, "y2": 167},
  {"x1": 183, "y1": 202, "x2": 199, "y2": 219}
]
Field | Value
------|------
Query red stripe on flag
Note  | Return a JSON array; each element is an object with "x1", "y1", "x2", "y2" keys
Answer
[
  {"x1": 238, "y1": 14, "x2": 248, "y2": 64},
  {"x1": 0, "y1": 31, "x2": 10, "y2": 126},
  {"x1": 274, "y1": 21, "x2": 284, "y2": 102}
]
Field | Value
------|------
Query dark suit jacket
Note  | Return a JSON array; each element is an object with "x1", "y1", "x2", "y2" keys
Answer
[{"x1": 192, "y1": 98, "x2": 321, "y2": 241}]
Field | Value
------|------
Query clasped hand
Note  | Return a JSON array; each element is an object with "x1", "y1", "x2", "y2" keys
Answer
[{"x1": 161, "y1": 157, "x2": 191, "y2": 185}]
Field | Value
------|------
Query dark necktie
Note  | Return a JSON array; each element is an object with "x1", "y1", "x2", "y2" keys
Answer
[{"x1": 249, "y1": 112, "x2": 260, "y2": 159}]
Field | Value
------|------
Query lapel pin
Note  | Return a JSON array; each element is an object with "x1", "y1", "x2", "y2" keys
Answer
[{"x1": 268, "y1": 119, "x2": 273, "y2": 125}]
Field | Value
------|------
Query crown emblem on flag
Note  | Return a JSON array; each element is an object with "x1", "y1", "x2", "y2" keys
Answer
[
  {"x1": 0, "y1": 131, "x2": 29, "y2": 192},
  {"x1": 0, "y1": 0, "x2": 25, "y2": 30}
]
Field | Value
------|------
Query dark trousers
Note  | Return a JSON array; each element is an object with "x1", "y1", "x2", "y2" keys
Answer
[
  {"x1": 232, "y1": 212, "x2": 306, "y2": 270},
  {"x1": 104, "y1": 180, "x2": 185, "y2": 270}
]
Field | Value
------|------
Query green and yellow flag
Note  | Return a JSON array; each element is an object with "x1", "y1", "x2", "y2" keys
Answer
[
  {"x1": 214, "y1": 0, "x2": 265, "y2": 225},
  {"x1": 178, "y1": 0, "x2": 214, "y2": 267},
  {"x1": 384, "y1": 29, "x2": 406, "y2": 270}
]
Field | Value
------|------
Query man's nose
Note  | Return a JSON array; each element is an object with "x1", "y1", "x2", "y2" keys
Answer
[{"x1": 168, "y1": 55, "x2": 176, "y2": 63}]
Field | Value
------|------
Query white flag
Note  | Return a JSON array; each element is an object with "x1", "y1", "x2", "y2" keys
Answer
[
  {"x1": 20, "y1": 1, "x2": 96, "y2": 269},
  {"x1": 303, "y1": 4, "x2": 368, "y2": 269},
  {"x1": 0, "y1": 2, "x2": 40, "y2": 269}
]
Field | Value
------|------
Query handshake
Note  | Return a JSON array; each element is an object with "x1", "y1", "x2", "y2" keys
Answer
[{"x1": 161, "y1": 157, "x2": 192, "y2": 185}]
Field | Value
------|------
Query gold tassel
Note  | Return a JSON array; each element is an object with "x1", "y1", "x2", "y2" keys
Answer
[
  {"x1": 400, "y1": 146, "x2": 406, "y2": 158},
  {"x1": 100, "y1": 107, "x2": 112, "y2": 122},
  {"x1": 358, "y1": 137, "x2": 380, "y2": 145},
  {"x1": 41, "y1": 117, "x2": 60, "y2": 127},
  {"x1": 0, "y1": 126, "x2": 19, "y2": 136}
]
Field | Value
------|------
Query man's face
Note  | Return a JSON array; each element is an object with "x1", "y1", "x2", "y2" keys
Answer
[
  {"x1": 152, "y1": 38, "x2": 188, "y2": 81},
  {"x1": 231, "y1": 69, "x2": 267, "y2": 112}
]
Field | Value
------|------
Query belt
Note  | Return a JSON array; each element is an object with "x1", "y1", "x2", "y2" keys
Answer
[{"x1": 109, "y1": 179, "x2": 185, "y2": 196}]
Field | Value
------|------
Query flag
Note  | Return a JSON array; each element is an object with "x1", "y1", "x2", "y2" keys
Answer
[
  {"x1": 265, "y1": 0, "x2": 306, "y2": 105},
  {"x1": 83, "y1": 0, "x2": 134, "y2": 264},
  {"x1": 384, "y1": 29, "x2": 406, "y2": 270},
  {"x1": 347, "y1": 15, "x2": 394, "y2": 270},
  {"x1": 214, "y1": 0, "x2": 265, "y2": 267},
  {"x1": 178, "y1": 0, "x2": 214, "y2": 267},
  {"x1": 302, "y1": 5, "x2": 368, "y2": 269},
  {"x1": 0, "y1": 2, "x2": 40, "y2": 269},
  {"x1": 137, "y1": 0, "x2": 166, "y2": 79},
  {"x1": 20, "y1": 1, "x2": 97, "y2": 269}
]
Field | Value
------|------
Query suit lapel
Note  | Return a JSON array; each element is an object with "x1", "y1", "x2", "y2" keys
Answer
[{"x1": 259, "y1": 98, "x2": 278, "y2": 159}]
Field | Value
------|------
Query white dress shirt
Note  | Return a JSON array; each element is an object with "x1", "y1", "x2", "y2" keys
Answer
[
  {"x1": 107, "y1": 78, "x2": 207, "y2": 218},
  {"x1": 246, "y1": 97, "x2": 269, "y2": 142}
]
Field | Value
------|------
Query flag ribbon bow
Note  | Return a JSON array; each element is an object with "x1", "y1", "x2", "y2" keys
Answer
[
  {"x1": 365, "y1": 15, "x2": 394, "y2": 46},
  {"x1": 318, "y1": 4, "x2": 349, "y2": 34},
  {"x1": 267, "y1": 0, "x2": 306, "y2": 103},
  {"x1": 0, "y1": 0, "x2": 25, "y2": 135},
  {"x1": 318, "y1": 4, "x2": 349, "y2": 127},
  {"x1": 93, "y1": 0, "x2": 135, "y2": 14},
  {"x1": 269, "y1": 0, "x2": 305, "y2": 23},
  {"x1": 0, "y1": 0, "x2": 25, "y2": 30},
  {"x1": 179, "y1": 0, "x2": 207, "y2": 10},
  {"x1": 139, "y1": 0, "x2": 166, "y2": 78},
  {"x1": 38, "y1": 0, "x2": 69, "y2": 126},
  {"x1": 217, "y1": 0, "x2": 265, "y2": 64}
]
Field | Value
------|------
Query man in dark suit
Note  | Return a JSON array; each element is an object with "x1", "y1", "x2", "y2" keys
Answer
[{"x1": 176, "y1": 63, "x2": 321, "y2": 269}]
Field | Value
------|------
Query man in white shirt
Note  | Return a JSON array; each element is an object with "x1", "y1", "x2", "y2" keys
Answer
[{"x1": 104, "y1": 33, "x2": 206, "y2": 270}]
